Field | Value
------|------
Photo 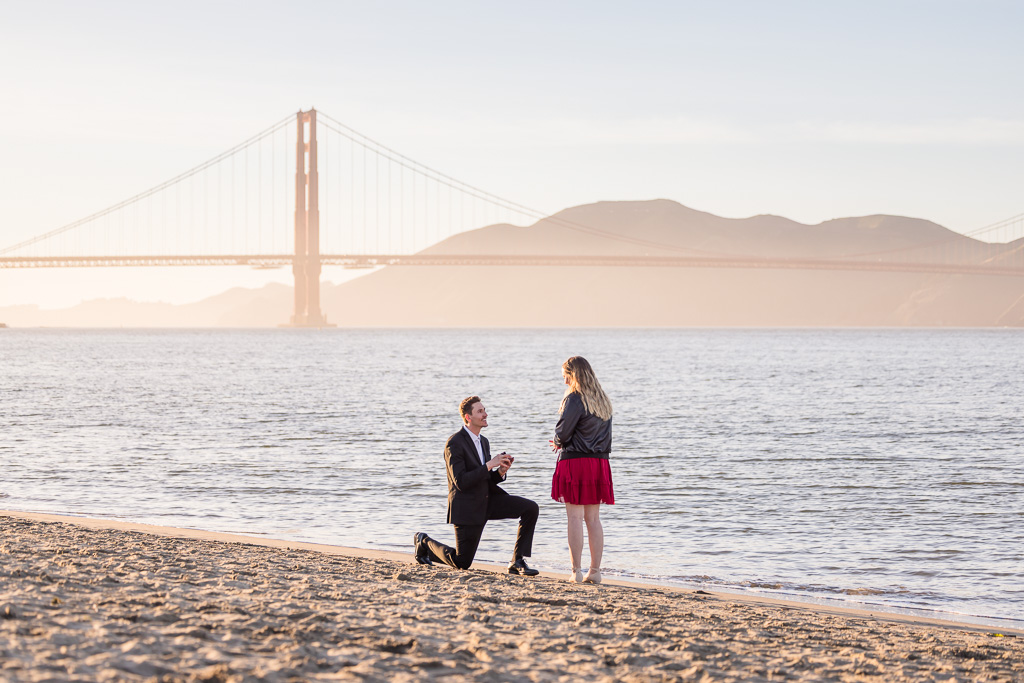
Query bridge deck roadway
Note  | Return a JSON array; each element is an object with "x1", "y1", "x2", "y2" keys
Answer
[{"x1": 1, "y1": 254, "x2": 1022, "y2": 277}]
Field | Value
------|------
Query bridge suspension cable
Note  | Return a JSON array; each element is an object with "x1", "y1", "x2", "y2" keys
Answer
[
  {"x1": 0, "y1": 115, "x2": 294, "y2": 257},
  {"x1": 316, "y1": 112, "x2": 732, "y2": 257}
]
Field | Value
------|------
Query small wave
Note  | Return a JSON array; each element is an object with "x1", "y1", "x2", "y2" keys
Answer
[
  {"x1": 647, "y1": 575, "x2": 1023, "y2": 625},
  {"x1": 634, "y1": 568, "x2": 944, "y2": 605},
  {"x1": 894, "y1": 548, "x2": 965, "y2": 555}
]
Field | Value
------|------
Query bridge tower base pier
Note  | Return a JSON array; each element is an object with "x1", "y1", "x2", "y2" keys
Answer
[{"x1": 283, "y1": 108, "x2": 334, "y2": 328}]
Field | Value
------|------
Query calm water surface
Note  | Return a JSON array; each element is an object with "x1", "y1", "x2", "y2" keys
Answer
[{"x1": 2, "y1": 328, "x2": 1022, "y2": 627}]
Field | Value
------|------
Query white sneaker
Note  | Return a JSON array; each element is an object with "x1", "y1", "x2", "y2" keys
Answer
[
  {"x1": 570, "y1": 568, "x2": 584, "y2": 583},
  {"x1": 583, "y1": 568, "x2": 602, "y2": 584}
]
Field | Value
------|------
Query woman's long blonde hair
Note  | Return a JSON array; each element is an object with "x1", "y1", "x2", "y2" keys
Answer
[{"x1": 561, "y1": 356, "x2": 612, "y2": 420}]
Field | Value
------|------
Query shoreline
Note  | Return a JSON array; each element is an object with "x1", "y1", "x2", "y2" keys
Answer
[{"x1": 5, "y1": 509, "x2": 1021, "y2": 637}]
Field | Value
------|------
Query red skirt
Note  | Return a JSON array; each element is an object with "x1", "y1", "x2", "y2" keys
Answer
[{"x1": 551, "y1": 457, "x2": 615, "y2": 505}]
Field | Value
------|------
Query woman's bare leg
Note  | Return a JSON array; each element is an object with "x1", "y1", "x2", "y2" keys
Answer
[
  {"x1": 565, "y1": 503, "x2": 585, "y2": 570},
  {"x1": 583, "y1": 504, "x2": 603, "y2": 569}
]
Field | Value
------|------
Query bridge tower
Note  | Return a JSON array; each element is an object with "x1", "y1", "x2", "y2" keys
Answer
[{"x1": 287, "y1": 108, "x2": 333, "y2": 327}]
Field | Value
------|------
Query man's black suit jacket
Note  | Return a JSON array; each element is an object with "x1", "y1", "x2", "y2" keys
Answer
[{"x1": 444, "y1": 427, "x2": 508, "y2": 525}]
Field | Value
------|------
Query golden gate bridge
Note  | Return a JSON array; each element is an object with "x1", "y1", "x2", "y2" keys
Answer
[{"x1": 2, "y1": 109, "x2": 1023, "y2": 326}]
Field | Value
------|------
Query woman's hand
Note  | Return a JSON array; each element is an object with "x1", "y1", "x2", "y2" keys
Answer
[{"x1": 549, "y1": 439, "x2": 559, "y2": 452}]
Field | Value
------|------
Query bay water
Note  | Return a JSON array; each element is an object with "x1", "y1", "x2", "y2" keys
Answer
[{"x1": 2, "y1": 328, "x2": 1022, "y2": 628}]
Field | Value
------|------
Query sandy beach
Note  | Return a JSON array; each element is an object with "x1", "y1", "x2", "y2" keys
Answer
[{"x1": 1, "y1": 511, "x2": 1022, "y2": 682}]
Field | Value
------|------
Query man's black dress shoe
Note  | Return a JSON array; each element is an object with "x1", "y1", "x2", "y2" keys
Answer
[
  {"x1": 413, "y1": 532, "x2": 433, "y2": 565},
  {"x1": 507, "y1": 557, "x2": 539, "y2": 576}
]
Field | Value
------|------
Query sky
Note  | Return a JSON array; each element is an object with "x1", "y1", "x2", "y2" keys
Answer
[{"x1": 1, "y1": 0, "x2": 1023, "y2": 308}]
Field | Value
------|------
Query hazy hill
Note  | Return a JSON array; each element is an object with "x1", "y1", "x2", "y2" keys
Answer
[
  {"x1": 322, "y1": 199, "x2": 1024, "y2": 327},
  {"x1": 420, "y1": 199, "x2": 974, "y2": 260},
  {"x1": 323, "y1": 265, "x2": 1024, "y2": 327},
  {"x1": 3, "y1": 200, "x2": 1022, "y2": 327},
  {"x1": 0, "y1": 284, "x2": 292, "y2": 328}
]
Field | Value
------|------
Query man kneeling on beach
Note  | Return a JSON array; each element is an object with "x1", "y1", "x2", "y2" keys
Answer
[{"x1": 415, "y1": 396, "x2": 540, "y2": 576}]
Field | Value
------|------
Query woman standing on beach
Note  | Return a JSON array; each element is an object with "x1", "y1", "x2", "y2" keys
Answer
[{"x1": 550, "y1": 356, "x2": 614, "y2": 584}]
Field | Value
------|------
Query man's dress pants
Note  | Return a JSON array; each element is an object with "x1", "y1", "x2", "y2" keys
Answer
[{"x1": 425, "y1": 494, "x2": 539, "y2": 569}]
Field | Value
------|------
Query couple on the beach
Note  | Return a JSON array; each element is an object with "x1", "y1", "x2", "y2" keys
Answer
[{"x1": 414, "y1": 356, "x2": 614, "y2": 583}]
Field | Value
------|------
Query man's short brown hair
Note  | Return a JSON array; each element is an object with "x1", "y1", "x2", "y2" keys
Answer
[{"x1": 460, "y1": 396, "x2": 481, "y2": 422}]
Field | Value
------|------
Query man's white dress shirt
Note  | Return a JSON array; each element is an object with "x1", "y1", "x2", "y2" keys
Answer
[{"x1": 463, "y1": 426, "x2": 486, "y2": 467}]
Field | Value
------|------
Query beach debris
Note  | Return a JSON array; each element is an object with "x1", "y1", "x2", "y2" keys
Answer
[
  {"x1": 377, "y1": 637, "x2": 417, "y2": 654},
  {"x1": 392, "y1": 571, "x2": 412, "y2": 581},
  {"x1": 517, "y1": 596, "x2": 568, "y2": 606},
  {"x1": 191, "y1": 664, "x2": 241, "y2": 683},
  {"x1": 1, "y1": 604, "x2": 16, "y2": 619}
]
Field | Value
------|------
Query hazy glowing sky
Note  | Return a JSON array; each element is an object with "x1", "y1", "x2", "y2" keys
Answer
[{"x1": 2, "y1": 1, "x2": 1023, "y2": 307}]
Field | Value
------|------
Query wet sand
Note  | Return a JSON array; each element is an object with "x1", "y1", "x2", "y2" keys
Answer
[{"x1": 2, "y1": 511, "x2": 1022, "y2": 682}]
